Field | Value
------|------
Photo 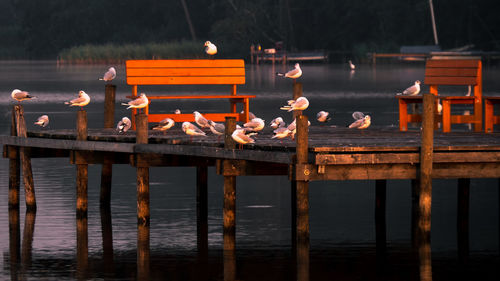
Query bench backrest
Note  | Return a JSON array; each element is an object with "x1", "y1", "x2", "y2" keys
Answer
[
  {"x1": 424, "y1": 59, "x2": 482, "y2": 96},
  {"x1": 126, "y1": 59, "x2": 246, "y2": 86}
]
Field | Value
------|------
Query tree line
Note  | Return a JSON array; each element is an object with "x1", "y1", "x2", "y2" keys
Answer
[{"x1": 1, "y1": 0, "x2": 499, "y2": 59}]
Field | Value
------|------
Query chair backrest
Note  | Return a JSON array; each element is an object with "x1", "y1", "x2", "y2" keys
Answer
[
  {"x1": 424, "y1": 59, "x2": 482, "y2": 97},
  {"x1": 126, "y1": 59, "x2": 246, "y2": 86}
]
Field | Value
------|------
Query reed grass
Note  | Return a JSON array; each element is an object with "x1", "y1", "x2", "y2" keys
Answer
[{"x1": 57, "y1": 41, "x2": 205, "y2": 64}]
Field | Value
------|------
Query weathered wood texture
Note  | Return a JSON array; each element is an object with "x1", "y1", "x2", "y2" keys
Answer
[
  {"x1": 484, "y1": 97, "x2": 500, "y2": 133},
  {"x1": 76, "y1": 111, "x2": 88, "y2": 219},
  {"x1": 136, "y1": 114, "x2": 150, "y2": 226},
  {"x1": 9, "y1": 108, "x2": 20, "y2": 210},
  {"x1": 15, "y1": 106, "x2": 36, "y2": 212},
  {"x1": 223, "y1": 117, "x2": 237, "y2": 251}
]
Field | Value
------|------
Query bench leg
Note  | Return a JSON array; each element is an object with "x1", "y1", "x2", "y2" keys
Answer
[
  {"x1": 399, "y1": 100, "x2": 408, "y2": 131},
  {"x1": 442, "y1": 100, "x2": 451, "y2": 133},
  {"x1": 485, "y1": 100, "x2": 494, "y2": 133},
  {"x1": 473, "y1": 98, "x2": 482, "y2": 132}
]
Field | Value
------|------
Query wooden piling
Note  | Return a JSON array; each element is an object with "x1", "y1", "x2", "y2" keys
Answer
[
  {"x1": 8, "y1": 207, "x2": 20, "y2": 274},
  {"x1": 21, "y1": 211, "x2": 36, "y2": 267},
  {"x1": 100, "y1": 84, "x2": 116, "y2": 207},
  {"x1": 76, "y1": 111, "x2": 88, "y2": 219},
  {"x1": 196, "y1": 165, "x2": 208, "y2": 254},
  {"x1": 418, "y1": 93, "x2": 435, "y2": 244},
  {"x1": 9, "y1": 107, "x2": 20, "y2": 211},
  {"x1": 223, "y1": 117, "x2": 237, "y2": 251},
  {"x1": 457, "y1": 178, "x2": 470, "y2": 260},
  {"x1": 100, "y1": 206, "x2": 115, "y2": 275},
  {"x1": 15, "y1": 105, "x2": 36, "y2": 212},
  {"x1": 135, "y1": 113, "x2": 150, "y2": 280},
  {"x1": 375, "y1": 179, "x2": 387, "y2": 252}
]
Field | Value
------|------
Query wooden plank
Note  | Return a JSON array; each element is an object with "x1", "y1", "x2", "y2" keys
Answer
[
  {"x1": 425, "y1": 68, "x2": 479, "y2": 77},
  {"x1": 126, "y1": 59, "x2": 244, "y2": 68},
  {"x1": 127, "y1": 67, "x2": 245, "y2": 77},
  {"x1": 425, "y1": 59, "x2": 480, "y2": 68},
  {"x1": 424, "y1": 76, "x2": 478, "y2": 85},
  {"x1": 127, "y1": 76, "x2": 245, "y2": 85},
  {"x1": 0, "y1": 136, "x2": 135, "y2": 153}
]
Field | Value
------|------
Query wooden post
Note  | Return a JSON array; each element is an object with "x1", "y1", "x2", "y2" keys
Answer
[
  {"x1": 196, "y1": 165, "x2": 208, "y2": 255},
  {"x1": 135, "y1": 113, "x2": 150, "y2": 280},
  {"x1": 375, "y1": 179, "x2": 387, "y2": 253},
  {"x1": 9, "y1": 107, "x2": 20, "y2": 211},
  {"x1": 21, "y1": 211, "x2": 36, "y2": 268},
  {"x1": 101, "y1": 84, "x2": 116, "y2": 207},
  {"x1": 418, "y1": 93, "x2": 435, "y2": 244},
  {"x1": 15, "y1": 105, "x2": 36, "y2": 212},
  {"x1": 223, "y1": 117, "x2": 237, "y2": 251},
  {"x1": 100, "y1": 206, "x2": 115, "y2": 275},
  {"x1": 76, "y1": 110, "x2": 88, "y2": 219},
  {"x1": 293, "y1": 82, "x2": 303, "y2": 119},
  {"x1": 411, "y1": 179, "x2": 420, "y2": 247},
  {"x1": 8, "y1": 207, "x2": 20, "y2": 276},
  {"x1": 295, "y1": 115, "x2": 310, "y2": 281},
  {"x1": 457, "y1": 178, "x2": 470, "y2": 261}
]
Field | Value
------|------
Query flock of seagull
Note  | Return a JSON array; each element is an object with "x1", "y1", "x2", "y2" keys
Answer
[{"x1": 9, "y1": 41, "x2": 428, "y2": 146}]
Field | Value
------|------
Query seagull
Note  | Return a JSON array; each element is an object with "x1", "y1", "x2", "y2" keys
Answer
[
  {"x1": 182, "y1": 122, "x2": 206, "y2": 140},
  {"x1": 65, "y1": 90, "x2": 90, "y2": 110},
  {"x1": 116, "y1": 117, "x2": 131, "y2": 133},
  {"x1": 269, "y1": 117, "x2": 285, "y2": 129},
  {"x1": 272, "y1": 127, "x2": 291, "y2": 141},
  {"x1": 243, "y1": 117, "x2": 265, "y2": 132},
  {"x1": 152, "y1": 118, "x2": 175, "y2": 132},
  {"x1": 208, "y1": 120, "x2": 225, "y2": 136},
  {"x1": 280, "y1": 96, "x2": 309, "y2": 112},
  {"x1": 204, "y1": 41, "x2": 217, "y2": 56},
  {"x1": 122, "y1": 93, "x2": 149, "y2": 113},
  {"x1": 287, "y1": 118, "x2": 310, "y2": 139},
  {"x1": 348, "y1": 111, "x2": 371, "y2": 129},
  {"x1": 34, "y1": 115, "x2": 49, "y2": 127},
  {"x1": 99, "y1": 67, "x2": 116, "y2": 82},
  {"x1": 397, "y1": 80, "x2": 421, "y2": 96},
  {"x1": 174, "y1": 109, "x2": 181, "y2": 114},
  {"x1": 231, "y1": 128, "x2": 255, "y2": 146},
  {"x1": 316, "y1": 111, "x2": 331, "y2": 123},
  {"x1": 193, "y1": 111, "x2": 211, "y2": 128},
  {"x1": 11, "y1": 89, "x2": 35, "y2": 103},
  {"x1": 348, "y1": 60, "x2": 356, "y2": 70},
  {"x1": 276, "y1": 63, "x2": 302, "y2": 81}
]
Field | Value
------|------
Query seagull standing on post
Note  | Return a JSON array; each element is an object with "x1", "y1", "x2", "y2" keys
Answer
[
  {"x1": 99, "y1": 67, "x2": 116, "y2": 82},
  {"x1": 11, "y1": 89, "x2": 35, "y2": 103},
  {"x1": 276, "y1": 63, "x2": 302, "y2": 82},
  {"x1": 65, "y1": 90, "x2": 90, "y2": 110},
  {"x1": 280, "y1": 96, "x2": 309, "y2": 112},
  {"x1": 121, "y1": 93, "x2": 149, "y2": 114}
]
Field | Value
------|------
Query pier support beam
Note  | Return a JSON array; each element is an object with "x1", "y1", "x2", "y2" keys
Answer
[
  {"x1": 101, "y1": 84, "x2": 116, "y2": 207},
  {"x1": 9, "y1": 108, "x2": 20, "y2": 211},
  {"x1": 75, "y1": 110, "x2": 88, "y2": 278},
  {"x1": 223, "y1": 117, "x2": 237, "y2": 251},
  {"x1": 136, "y1": 114, "x2": 150, "y2": 280},
  {"x1": 14, "y1": 105, "x2": 36, "y2": 212},
  {"x1": 295, "y1": 115, "x2": 310, "y2": 281}
]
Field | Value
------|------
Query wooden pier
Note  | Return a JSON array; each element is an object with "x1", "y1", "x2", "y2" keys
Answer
[{"x1": 3, "y1": 89, "x2": 500, "y2": 280}]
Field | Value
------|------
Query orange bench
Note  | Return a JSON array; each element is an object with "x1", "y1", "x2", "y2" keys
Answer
[
  {"x1": 396, "y1": 59, "x2": 482, "y2": 132},
  {"x1": 126, "y1": 59, "x2": 255, "y2": 128},
  {"x1": 484, "y1": 97, "x2": 500, "y2": 133}
]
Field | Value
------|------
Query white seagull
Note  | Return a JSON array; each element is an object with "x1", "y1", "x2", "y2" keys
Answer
[
  {"x1": 316, "y1": 111, "x2": 331, "y2": 123},
  {"x1": 272, "y1": 127, "x2": 291, "y2": 140},
  {"x1": 122, "y1": 93, "x2": 149, "y2": 112},
  {"x1": 11, "y1": 89, "x2": 35, "y2": 103},
  {"x1": 243, "y1": 117, "x2": 265, "y2": 132},
  {"x1": 100, "y1": 67, "x2": 116, "y2": 82},
  {"x1": 397, "y1": 80, "x2": 421, "y2": 96},
  {"x1": 65, "y1": 90, "x2": 90, "y2": 109},
  {"x1": 276, "y1": 63, "x2": 302, "y2": 80},
  {"x1": 204, "y1": 41, "x2": 217, "y2": 56},
  {"x1": 240, "y1": 110, "x2": 257, "y2": 120},
  {"x1": 182, "y1": 122, "x2": 206, "y2": 139},
  {"x1": 174, "y1": 109, "x2": 181, "y2": 114},
  {"x1": 349, "y1": 111, "x2": 371, "y2": 129},
  {"x1": 116, "y1": 117, "x2": 131, "y2": 133},
  {"x1": 287, "y1": 118, "x2": 311, "y2": 140},
  {"x1": 269, "y1": 117, "x2": 285, "y2": 129},
  {"x1": 280, "y1": 96, "x2": 309, "y2": 112},
  {"x1": 348, "y1": 60, "x2": 356, "y2": 70},
  {"x1": 193, "y1": 111, "x2": 211, "y2": 128},
  {"x1": 152, "y1": 118, "x2": 175, "y2": 132},
  {"x1": 208, "y1": 120, "x2": 225, "y2": 136},
  {"x1": 34, "y1": 115, "x2": 49, "y2": 127},
  {"x1": 231, "y1": 128, "x2": 255, "y2": 145}
]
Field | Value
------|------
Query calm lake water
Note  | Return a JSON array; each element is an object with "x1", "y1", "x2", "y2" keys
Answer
[{"x1": 0, "y1": 60, "x2": 499, "y2": 280}]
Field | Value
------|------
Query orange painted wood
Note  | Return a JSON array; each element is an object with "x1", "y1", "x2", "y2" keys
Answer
[
  {"x1": 127, "y1": 76, "x2": 245, "y2": 85},
  {"x1": 126, "y1": 59, "x2": 244, "y2": 68},
  {"x1": 484, "y1": 97, "x2": 500, "y2": 132},
  {"x1": 425, "y1": 68, "x2": 480, "y2": 77},
  {"x1": 398, "y1": 99, "x2": 408, "y2": 131},
  {"x1": 127, "y1": 67, "x2": 245, "y2": 77},
  {"x1": 425, "y1": 59, "x2": 480, "y2": 68},
  {"x1": 148, "y1": 113, "x2": 241, "y2": 123},
  {"x1": 144, "y1": 95, "x2": 256, "y2": 100},
  {"x1": 424, "y1": 77, "x2": 478, "y2": 85}
]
